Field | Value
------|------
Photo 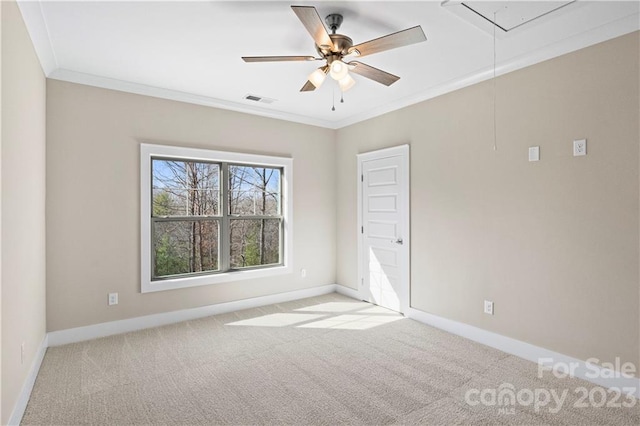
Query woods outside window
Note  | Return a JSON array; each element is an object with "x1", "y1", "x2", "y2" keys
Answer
[{"x1": 141, "y1": 144, "x2": 292, "y2": 293}]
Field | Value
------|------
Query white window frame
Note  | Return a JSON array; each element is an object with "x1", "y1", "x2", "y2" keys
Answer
[{"x1": 140, "y1": 143, "x2": 293, "y2": 293}]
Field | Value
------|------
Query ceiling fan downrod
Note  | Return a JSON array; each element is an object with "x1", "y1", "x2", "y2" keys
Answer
[{"x1": 325, "y1": 14, "x2": 343, "y2": 34}]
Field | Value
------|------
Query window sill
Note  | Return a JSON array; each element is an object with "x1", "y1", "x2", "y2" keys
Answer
[{"x1": 142, "y1": 265, "x2": 292, "y2": 293}]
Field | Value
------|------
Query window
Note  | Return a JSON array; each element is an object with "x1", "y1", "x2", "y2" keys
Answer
[{"x1": 141, "y1": 144, "x2": 292, "y2": 293}]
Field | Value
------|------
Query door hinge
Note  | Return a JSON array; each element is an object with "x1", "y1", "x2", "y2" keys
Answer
[
  {"x1": 361, "y1": 174, "x2": 363, "y2": 182},
  {"x1": 361, "y1": 226, "x2": 364, "y2": 234}
]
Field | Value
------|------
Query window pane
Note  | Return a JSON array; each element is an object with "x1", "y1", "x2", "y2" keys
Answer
[
  {"x1": 229, "y1": 165, "x2": 281, "y2": 216},
  {"x1": 153, "y1": 220, "x2": 219, "y2": 278},
  {"x1": 152, "y1": 159, "x2": 220, "y2": 217},
  {"x1": 230, "y1": 219, "x2": 280, "y2": 268}
]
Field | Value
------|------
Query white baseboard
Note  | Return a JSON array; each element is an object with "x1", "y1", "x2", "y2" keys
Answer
[
  {"x1": 406, "y1": 306, "x2": 640, "y2": 398},
  {"x1": 8, "y1": 334, "x2": 48, "y2": 426},
  {"x1": 48, "y1": 284, "x2": 339, "y2": 346},
  {"x1": 335, "y1": 284, "x2": 360, "y2": 300}
]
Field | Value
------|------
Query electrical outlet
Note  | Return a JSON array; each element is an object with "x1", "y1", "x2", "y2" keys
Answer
[
  {"x1": 573, "y1": 139, "x2": 587, "y2": 156},
  {"x1": 484, "y1": 300, "x2": 494, "y2": 315},
  {"x1": 108, "y1": 292, "x2": 118, "y2": 306},
  {"x1": 21, "y1": 342, "x2": 25, "y2": 365},
  {"x1": 528, "y1": 146, "x2": 540, "y2": 162},
  {"x1": 300, "y1": 268, "x2": 307, "y2": 278}
]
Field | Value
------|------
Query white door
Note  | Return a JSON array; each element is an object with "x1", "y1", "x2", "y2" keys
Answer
[{"x1": 358, "y1": 145, "x2": 410, "y2": 314}]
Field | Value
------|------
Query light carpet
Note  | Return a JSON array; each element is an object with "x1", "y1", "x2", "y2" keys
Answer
[{"x1": 22, "y1": 293, "x2": 640, "y2": 425}]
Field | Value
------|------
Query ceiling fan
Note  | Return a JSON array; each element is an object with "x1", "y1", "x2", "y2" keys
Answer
[{"x1": 242, "y1": 5, "x2": 427, "y2": 93}]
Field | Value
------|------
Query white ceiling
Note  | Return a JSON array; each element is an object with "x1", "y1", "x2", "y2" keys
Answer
[{"x1": 18, "y1": 1, "x2": 640, "y2": 129}]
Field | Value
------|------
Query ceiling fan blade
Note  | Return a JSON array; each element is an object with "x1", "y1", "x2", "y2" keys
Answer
[
  {"x1": 349, "y1": 26, "x2": 426, "y2": 58},
  {"x1": 242, "y1": 56, "x2": 317, "y2": 63},
  {"x1": 291, "y1": 6, "x2": 334, "y2": 50},
  {"x1": 300, "y1": 80, "x2": 316, "y2": 92},
  {"x1": 348, "y1": 61, "x2": 400, "y2": 86}
]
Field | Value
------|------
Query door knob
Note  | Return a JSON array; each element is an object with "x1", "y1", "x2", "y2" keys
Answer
[{"x1": 392, "y1": 238, "x2": 403, "y2": 245}]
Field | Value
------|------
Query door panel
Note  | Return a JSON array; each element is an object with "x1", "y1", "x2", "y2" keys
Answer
[
  {"x1": 359, "y1": 146, "x2": 409, "y2": 314},
  {"x1": 368, "y1": 221, "x2": 397, "y2": 239},
  {"x1": 368, "y1": 194, "x2": 398, "y2": 212}
]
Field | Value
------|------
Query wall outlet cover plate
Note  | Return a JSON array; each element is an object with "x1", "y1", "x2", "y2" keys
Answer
[{"x1": 573, "y1": 139, "x2": 587, "y2": 156}]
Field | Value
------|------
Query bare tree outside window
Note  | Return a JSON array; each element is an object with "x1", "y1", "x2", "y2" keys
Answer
[
  {"x1": 152, "y1": 159, "x2": 221, "y2": 278},
  {"x1": 151, "y1": 159, "x2": 282, "y2": 279},
  {"x1": 229, "y1": 165, "x2": 281, "y2": 268}
]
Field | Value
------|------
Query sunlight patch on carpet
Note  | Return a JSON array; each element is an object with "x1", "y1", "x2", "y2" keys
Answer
[
  {"x1": 298, "y1": 314, "x2": 404, "y2": 330},
  {"x1": 226, "y1": 313, "x2": 323, "y2": 327},
  {"x1": 295, "y1": 301, "x2": 371, "y2": 313}
]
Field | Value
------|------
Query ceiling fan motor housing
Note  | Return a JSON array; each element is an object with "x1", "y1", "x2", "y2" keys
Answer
[{"x1": 316, "y1": 33, "x2": 353, "y2": 58}]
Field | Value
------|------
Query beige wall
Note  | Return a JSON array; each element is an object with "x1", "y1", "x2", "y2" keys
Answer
[
  {"x1": 17, "y1": 14, "x2": 640, "y2": 417},
  {"x1": 46, "y1": 80, "x2": 336, "y2": 331},
  {"x1": 337, "y1": 32, "x2": 640, "y2": 373},
  {"x1": 0, "y1": 2, "x2": 3, "y2": 421},
  {"x1": 1, "y1": 0, "x2": 47, "y2": 423}
]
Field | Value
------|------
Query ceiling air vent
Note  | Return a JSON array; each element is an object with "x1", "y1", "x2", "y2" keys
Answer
[
  {"x1": 442, "y1": 0, "x2": 577, "y2": 36},
  {"x1": 244, "y1": 94, "x2": 276, "y2": 104}
]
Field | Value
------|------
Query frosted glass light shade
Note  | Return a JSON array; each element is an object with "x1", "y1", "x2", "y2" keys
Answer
[
  {"x1": 329, "y1": 60, "x2": 349, "y2": 80},
  {"x1": 308, "y1": 67, "x2": 327, "y2": 88},
  {"x1": 338, "y1": 74, "x2": 356, "y2": 92}
]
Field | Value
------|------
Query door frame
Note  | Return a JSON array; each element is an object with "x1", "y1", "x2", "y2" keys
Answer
[{"x1": 357, "y1": 144, "x2": 410, "y2": 314}]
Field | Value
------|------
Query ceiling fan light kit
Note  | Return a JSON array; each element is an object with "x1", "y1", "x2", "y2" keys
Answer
[
  {"x1": 308, "y1": 66, "x2": 329, "y2": 89},
  {"x1": 329, "y1": 60, "x2": 349, "y2": 81},
  {"x1": 338, "y1": 74, "x2": 356, "y2": 92},
  {"x1": 241, "y1": 5, "x2": 427, "y2": 99}
]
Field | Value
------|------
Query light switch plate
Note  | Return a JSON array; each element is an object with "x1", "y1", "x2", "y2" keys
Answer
[
  {"x1": 528, "y1": 146, "x2": 540, "y2": 162},
  {"x1": 108, "y1": 292, "x2": 118, "y2": 306},
  {"x1": 573, "y1": 139, "x2": 587, "y2": 156}
]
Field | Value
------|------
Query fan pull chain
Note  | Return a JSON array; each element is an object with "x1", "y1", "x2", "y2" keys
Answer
[
  {"x1": 492, "y1": 10, "x2": 498, "y2": 151},
  {"x1": 340, "y1": 92, "x2": 344, "y2": 103},
  {"x1": 331, "y1": 88, "x2": 335, "y2": 111}
]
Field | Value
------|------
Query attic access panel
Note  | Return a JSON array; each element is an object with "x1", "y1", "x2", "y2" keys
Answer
[{"x1": 443, "y1": 1, "x2": 576, "y2": 35}]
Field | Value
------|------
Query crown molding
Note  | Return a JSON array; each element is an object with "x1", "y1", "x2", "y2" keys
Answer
[
  {"x1": 332, "y1": 12, "x2": 640, "y2": 129},
  {"x1": 18, "y1": 2, "x2": 639, "y2": 131},
  {"x1": 17, "y1": 0, "x2": 57, "y2": 75},
  {"x1": 48, "y1": 69, "x2": 336, "y2": 129}
]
